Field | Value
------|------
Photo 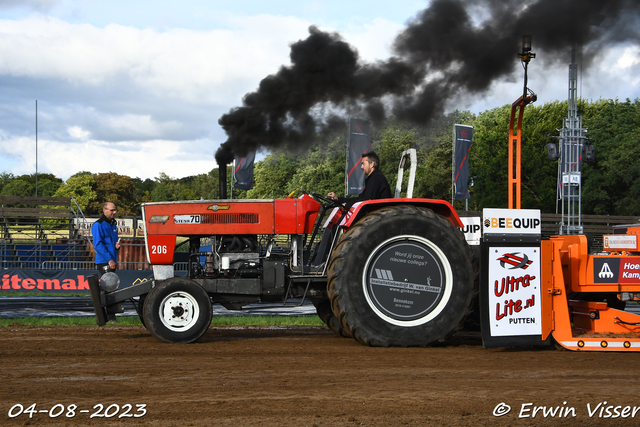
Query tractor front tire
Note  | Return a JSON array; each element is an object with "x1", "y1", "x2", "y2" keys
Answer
[
  {"x1": 143, "y1": 277, "x2": 212, "y2": 343},
  {"x1": 327, "y1": 205, "x2": 475, "y2": 347}
]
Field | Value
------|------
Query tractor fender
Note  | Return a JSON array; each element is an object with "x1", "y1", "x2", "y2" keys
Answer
[{"x1": 339, "y1": 198, "x2": 463, "y2": 229}]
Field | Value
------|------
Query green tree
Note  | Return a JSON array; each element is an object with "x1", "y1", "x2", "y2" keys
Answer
[
  {"x1": 133, "y1": 177, "x2": 156, "y2": 205},
  {"x1": 469, "y1": 102, "x2": 562, "y2": 212},
  {"x1": 517, "y1": 101, "x2": 566, "y2": 212},
  {"x1": 0, "y1": 173, "x2": 62, "y2": 198},
  {"x1": 150, "y1": 172, "x2": 188, "y2": 202},
  {"x1": 410, "y1": 110, "x2": 476, "y2": 206},
  {"x1": 582, "y1": 98, "x2": 640, "y2": 215},
  {"x1": 1, "y1": 178, "x2": 33, "y2": 197},
  {"x1": 53, "y1": 172, "x2": 97, "y2": 213},
  {"x1": 89, "y1": 172, "x2": 137, "y2": 215},
  {"x1": 247, "y1": 152, "x2": 298, "y2": 199},
  {"x1": 189, "y1": 170, "x2": 220, "y2": 200},
  {"x1": 0, "y1": 172, "x2": 15, "y2": 194},
  {"x1": 289, "y1": 136, "x2": 347, "y2": 197},
  {"x1": 374, "y1": 123, "x2": 415, "y2": 186}
]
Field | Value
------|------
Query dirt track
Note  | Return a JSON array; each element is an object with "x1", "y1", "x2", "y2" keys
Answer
[{"x1": 3, "y1": 324, "x2": 640, "y2": 426}]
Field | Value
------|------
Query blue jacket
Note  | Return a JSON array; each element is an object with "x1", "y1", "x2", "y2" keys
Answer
[{"x1": 92, "y1": 215, "x2": 119, "y2": 265}]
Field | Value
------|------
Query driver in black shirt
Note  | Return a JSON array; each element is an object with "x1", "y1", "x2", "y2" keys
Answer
[
  {"x1": 327, "y1": 151, "x2": 392, "y2": 205},
  {"x1": 313, "y1": 151, "x2": 392, "y2": 269}
]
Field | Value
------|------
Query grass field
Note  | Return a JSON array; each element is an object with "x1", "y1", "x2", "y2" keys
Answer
[{"x1": 0, "y1": 315, "x2": 324, "y2": 327}]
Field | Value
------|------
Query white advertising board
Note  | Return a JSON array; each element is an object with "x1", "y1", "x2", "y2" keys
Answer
[
  {"x1": 459, "y1": 216, "x2": 481, "y2": 245},
  {"x1": 487, "y1": 246, "x2": 542, "y2": 337},
  {"x1": 74, "y1": 218, "x2": 135, "y2": 238},
  {"x1": 482, "y1": 208, "x2": 541, "y2": 235},
  {"x1": 603, "y1": 234, "x2": 638, "y2": 250}
]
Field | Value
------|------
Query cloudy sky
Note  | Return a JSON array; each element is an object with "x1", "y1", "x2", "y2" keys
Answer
[{"x1": 0, "y1": 0, "x2": 638, "y2": 182}]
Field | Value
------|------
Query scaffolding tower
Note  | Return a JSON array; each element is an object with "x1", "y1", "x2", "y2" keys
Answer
[{"x1": 557, "y1": 46, "x2": 587, "y2": 235}]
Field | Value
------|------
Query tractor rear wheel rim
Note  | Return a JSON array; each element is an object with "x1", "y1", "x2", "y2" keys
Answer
[{"x1": 362, "y1": 235, "x2": 453, "y2": 326}]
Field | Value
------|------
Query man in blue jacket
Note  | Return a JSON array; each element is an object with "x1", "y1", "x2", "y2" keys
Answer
[{"x1": 92, "y1": 202, "x2": 121, "y2": 276}]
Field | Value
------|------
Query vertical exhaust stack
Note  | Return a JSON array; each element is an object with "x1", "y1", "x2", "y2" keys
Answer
[{"x1": 218, "y1": 161, "x2": 228, "y2": 199}]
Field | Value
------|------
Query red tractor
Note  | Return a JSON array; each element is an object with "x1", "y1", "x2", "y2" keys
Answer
[
  {"x1": 91, "y1": 185, "x2": 476, "y2": 347},
  {"x1": 90, "y1": 176, "x2": 640, "y2": 351}
]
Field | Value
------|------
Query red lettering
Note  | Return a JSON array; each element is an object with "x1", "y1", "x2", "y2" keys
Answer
[
  {"x1": 496, "y1": 299, "x2": 524, "y2": 320},
  {"x1": 496, "y1": 303, "x2": 506, "y2": 320},
  {"x1": 22, "y1": 278, "x2": 36, "y2": 290},
  {"x1": 514, "y1": 299, "x2": 522, "y2": 313},
  {"x1": 37, "y1": 279, "x2": 61, "y2": 290},
  {"x1": 11, "y1": 275, "x2": 21, "y2": 290},
  {"x1": 77, "y1": 275, "x2": 89, "y2": 290},
  {"x1": 494, "y1": 274, "x2": 537, "y2": 297},
  {"x1": 524, "y1": 294, "x2": 535, "y2": 308},
  {"x1": 2, "y1": 274, "x2": 9, "y2": 290},
  {"x1": 61, "y1": 279, "x2": 76, "y2": 290}
]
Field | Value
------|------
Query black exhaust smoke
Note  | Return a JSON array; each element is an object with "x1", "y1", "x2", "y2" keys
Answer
[{"x1": 215, "y1": 0, "x2": 640, "y2": 164}]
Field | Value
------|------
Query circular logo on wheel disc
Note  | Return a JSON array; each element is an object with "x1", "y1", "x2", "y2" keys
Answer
[{"x1": 365, "y1": 239, "x2": 446, "y2": 323}]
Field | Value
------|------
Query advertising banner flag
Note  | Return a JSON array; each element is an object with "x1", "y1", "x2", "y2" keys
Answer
[
  {"x1": 345, "y1": 119, "x2": 372, "y2": 196},
  {"x1": 453, "y1": 124, "x2": 473, "y2": 200},
  {"x1": 233, "y1": 151, "x2": 255, "y2": 191},
  {"x1": 0, "y1": 269, "x2": 187, "y2": 294}
]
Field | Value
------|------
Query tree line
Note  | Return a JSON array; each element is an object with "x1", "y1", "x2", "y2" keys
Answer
[{"x1": 1, "y1": 98, "x2": 638, "y2": 216}]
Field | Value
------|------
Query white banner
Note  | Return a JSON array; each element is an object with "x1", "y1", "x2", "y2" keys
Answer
[
  {"x1": 459, "y1": 217, "x2": 481, "y2": 245},
  {"x1": 74, "y1": 218, "x2": 135, "y2": 238},
  {"x1": 488, "y1": 246, "x2": 542, "y2": 337},
  {"x1": 482, "y1": 209, "x2": 541, "y2": 235},
  {"x1": 604, "y1": 234, "x2": 638, "y2": 250}
]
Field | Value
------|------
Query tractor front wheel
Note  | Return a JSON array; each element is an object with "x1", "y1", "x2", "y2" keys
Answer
[{"x1": 143, "y1": 277, "x2": 212, "y2": 343}]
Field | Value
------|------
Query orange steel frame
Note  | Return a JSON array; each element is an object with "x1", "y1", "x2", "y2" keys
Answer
[
  {"x1": 541, "y1": 234, "x2": 640, "y2": 351},
  {"x1": 508, "y1": 95, "x2": 533, "y2": 209}
]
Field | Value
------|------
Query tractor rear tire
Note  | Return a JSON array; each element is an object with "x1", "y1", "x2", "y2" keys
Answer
[
  {"x1": 327, "y1": 205, "x2": 475, "y2": 347},
  {"x1": 314, "y1": 298, "x2": 351, "y2": 338},
  {"x1": 143, "y1": 277, "x2": 212, "y2": 343}
]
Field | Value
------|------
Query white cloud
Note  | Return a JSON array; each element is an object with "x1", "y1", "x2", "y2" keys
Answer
[
  {"x1": 577, "y1": 45, "x2": 640, "y2": 102},
  {"x1": 0, "y1": 15, "x2": 311, "y2": 104},
  {"x1": 616, "y1": 46, "x2": 640, "y2": 69},
  {"x1": 0, "y1": 13, "x2": 318, "y2": 180},
  {"x1": 0, "y1": 132, "x2": 39, "y2": 176},
  {"x1": 67, "y1": 125, "x2": 90, "y2": 139},
  {"x1": 0, "y1": 8, "x2": 638, "y2": 184},
  {"x1": 341, "y1": 17, "x2": 404, "y2": 62},
  {"x1": 103, "y1": 113, "x2": 182, "y2": 139},
  {"x1": 0, "y1": 132, "x2": 216, "y2": 180}
]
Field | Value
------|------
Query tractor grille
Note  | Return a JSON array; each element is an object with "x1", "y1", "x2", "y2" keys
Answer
[{"x1": 200, "y1": 213, "x2": 259, "y2": 224}]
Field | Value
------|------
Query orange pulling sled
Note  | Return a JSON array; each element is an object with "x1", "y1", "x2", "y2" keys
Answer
[{"x1": 542, "y1": 226, "x2": 640, "y2": 351}]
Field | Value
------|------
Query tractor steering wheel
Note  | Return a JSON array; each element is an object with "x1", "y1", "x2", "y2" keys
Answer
[{"x1": 310, "y1": 192, "x2": 342, "y2": 210}]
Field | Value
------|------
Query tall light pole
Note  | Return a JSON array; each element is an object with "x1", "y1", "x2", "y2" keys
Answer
[{"x1": 35, "y1": 100, "x2": 38, "y2": 197}]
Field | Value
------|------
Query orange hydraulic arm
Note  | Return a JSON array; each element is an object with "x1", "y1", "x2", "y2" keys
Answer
[{"x1": 508, "y1": 95, "x2": 534, "y2": 209}]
